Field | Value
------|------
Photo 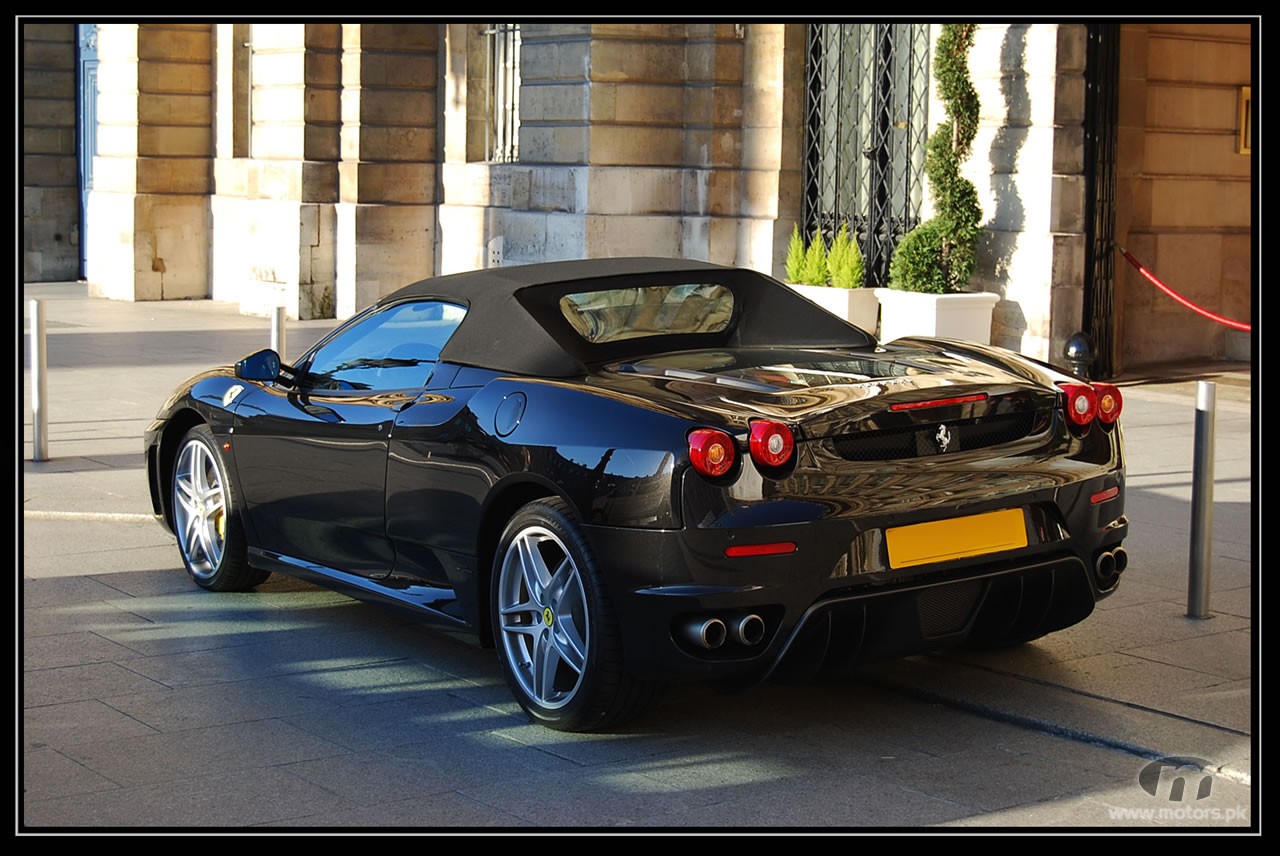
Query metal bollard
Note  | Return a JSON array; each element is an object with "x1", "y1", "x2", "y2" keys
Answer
[
  {"x1": 1063, "y1": 332, "x2": 1093, "y2": 380},
  {"x1": 1187, "y1": 381, "x2": 1216, "y2": 618},
  {"x1": 271, "y1": 305, "x2": 287, "y2": 362},
  {"x1": 30, "y1": 298, "x2": 49, "y2": 462}
]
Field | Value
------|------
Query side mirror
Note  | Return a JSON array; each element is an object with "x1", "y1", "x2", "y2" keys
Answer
[{"x1": 235, "y1": 349, "x2": 281, "y2": 382}]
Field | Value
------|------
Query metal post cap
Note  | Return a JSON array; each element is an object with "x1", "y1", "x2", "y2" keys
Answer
[{"x1": 1064, "y1": 332, "x2": 1094, "y2": 362}]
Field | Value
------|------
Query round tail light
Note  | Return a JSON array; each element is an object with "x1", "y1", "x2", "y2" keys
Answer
[
  {"x1": 1059, "y1": 382, "x2": 1098, "y2": 427},
  {"x1": 749, "y1": 419, "x2": 794, "y2": 468},
  {"x1": 688, "y1": 428, "x2": 736, "y2": 478},
  {"x1": 1094, "y1": 383, "x2": 1123, "y2": 424}
]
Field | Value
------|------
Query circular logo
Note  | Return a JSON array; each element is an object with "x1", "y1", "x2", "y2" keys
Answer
[{"x1": 542, "y1": 607, "x2": 554, "y2": 627}]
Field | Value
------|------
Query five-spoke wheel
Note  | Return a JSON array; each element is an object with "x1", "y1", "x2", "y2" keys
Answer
[
  {"x1": 491, "y1": 498, "x2": 662, "y2": 731},
  {"x1": 171, "y1": 424, "x2": 267, "y2": 591},
  {"x1": 496, "y1": 524, "x2": 590, "y2": 710}
]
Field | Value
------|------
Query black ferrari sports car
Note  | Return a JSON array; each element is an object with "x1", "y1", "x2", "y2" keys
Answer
[{"x1": 146, "y1": 257, "x2": 1128, "y2": 731}]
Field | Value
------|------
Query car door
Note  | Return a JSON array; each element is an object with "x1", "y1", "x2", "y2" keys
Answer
[{"x1": 230, "y1": 299, "x2": 467, "y2": 578}]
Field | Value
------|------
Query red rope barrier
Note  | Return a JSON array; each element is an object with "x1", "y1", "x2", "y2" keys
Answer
[{"x1": 1117, "y1": 247, "x2": 1251, "y2": 332}]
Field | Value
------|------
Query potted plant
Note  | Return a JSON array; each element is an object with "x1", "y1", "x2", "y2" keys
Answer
[
  {"x1": 782, "y1": 223, "x2": 879, "y2": 333},
  {"x1": 876, "y1": 23, "x2": 998, "y2": 344}
]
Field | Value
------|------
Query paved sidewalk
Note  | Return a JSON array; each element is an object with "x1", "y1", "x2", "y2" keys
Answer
[{"x1": 21, "y1": 283, "x2": 1256, "y2": 830}]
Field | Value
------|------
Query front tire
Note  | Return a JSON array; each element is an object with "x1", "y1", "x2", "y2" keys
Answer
[
  {"x1": 171, "y1": 424, "x2": 268, "y2": 591},
  {"x1": 491, "y1": 498, "x2": 661, "y2": 731}
]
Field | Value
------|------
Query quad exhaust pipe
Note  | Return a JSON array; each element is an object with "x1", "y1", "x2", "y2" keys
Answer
[
  {"x1": 680, "y1": 614, "x2": 767, "y2": 650},
  {"x1": 682, "y1": 617, "x2": 727, "y2": 650},
  {"x1": 728, "y1": 613, "x2": 766, "y2": 647},
  {"x1": 1095, "y1": 547, "x2": 1129, "y2": 583}
]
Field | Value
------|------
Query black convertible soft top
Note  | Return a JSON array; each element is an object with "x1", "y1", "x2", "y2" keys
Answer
[{"x1": 385, "y1": 257, "x2": 875, "y2": 378}]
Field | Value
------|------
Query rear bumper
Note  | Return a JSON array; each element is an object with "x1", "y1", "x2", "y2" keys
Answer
[{"x1": 581, "y1": 470, "x2": 1128, "y2": 684}]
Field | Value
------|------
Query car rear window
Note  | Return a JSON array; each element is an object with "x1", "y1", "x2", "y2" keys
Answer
[{"x1": 559, "y1": 284, "x2": 734, "y2": 344}]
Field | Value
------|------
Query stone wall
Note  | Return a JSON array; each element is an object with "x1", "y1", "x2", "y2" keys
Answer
[
  {"x1": 23, "y1": 23, "x2": 80, "y2": 282},
  {"x1": 1114, "y1": 23, "x2": 1253, "y2": 368},
  {"x1": 439, "y1": 23, "x2": 796, "y2": 280}
]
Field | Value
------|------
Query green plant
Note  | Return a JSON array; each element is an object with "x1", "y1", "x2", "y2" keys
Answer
[
  {"x1": 827, "y1": 222, "x2": 865, "y2": 289},
  {"x1": 799, "y1": 229, "x2": 829, "y2": 285},
  {"x1": 889, "y1": 23, "x2": 982, "y2": 294},
  {"x1": 785, "y1": 224, "x2": 806, "y2": 283}
]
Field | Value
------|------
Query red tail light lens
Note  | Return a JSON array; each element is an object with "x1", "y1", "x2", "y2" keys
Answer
[
  {"x1": 1059, "y1": 383, "x2": 1098, "y2": 427},
  {"x1": 688, "y1": 428, "x2": 736, "y2": 478},
  {"x1": 749, "y1": 420, "x2": 794, "y2": 468},
  {"x1": 1094, "y1": 383, "x2": 1123, "y2": 424}
]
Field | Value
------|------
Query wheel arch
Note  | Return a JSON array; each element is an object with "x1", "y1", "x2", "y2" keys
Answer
[
  {"x1": 154, "y1": 407, "x2": 206, "y2": 532},
  {"x1": 473, "y1": 474, "x2": 576, "y2": 648}
]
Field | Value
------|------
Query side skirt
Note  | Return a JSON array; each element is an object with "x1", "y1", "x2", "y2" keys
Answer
[{"x1": 249, "y1": 547, "x2": 473, "y2": 632}]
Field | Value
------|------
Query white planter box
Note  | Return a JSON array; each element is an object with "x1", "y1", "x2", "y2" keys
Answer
[
  {"x1": 873, "y1": 288, "x2": 1000, "y2": 345},
  {"x1": 785, "y1": 283, "x2": 880, "y2": 333}
]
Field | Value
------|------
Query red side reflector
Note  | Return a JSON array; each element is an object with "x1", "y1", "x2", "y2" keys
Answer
[
  {"x1": 725, "y1": 542, "x2": 797, "y2": 558},
  {"x1": 1090, "y1": 486, "x2": 1120, "y2": 505},
  {"x1": 890, "y1": 393, "x2": 988, "y2": 412}
]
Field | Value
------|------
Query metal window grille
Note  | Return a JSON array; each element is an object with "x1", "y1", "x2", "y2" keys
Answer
[
  {"x1": 803, "y1": 23, "x2": 930, "y2": 287},
  {"x1": 486, "y1": 23, "x2": 521, "y2": 163}
]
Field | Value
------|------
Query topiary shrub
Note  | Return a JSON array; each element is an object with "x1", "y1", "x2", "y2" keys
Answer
[
  {"x1": 888, "y1": 23, "x2": 982, "y2": 294},
  {"x1": 888, "y1": 220, "x2": 951, "y2": 294},
  {"x1": 827, "y1": 222, "x2": 865, "y2": 289}
]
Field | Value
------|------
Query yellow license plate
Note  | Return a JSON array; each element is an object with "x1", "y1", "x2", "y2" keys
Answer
[{"x1": 885, "y1": 508, "x2": 1027, "y2": 569}]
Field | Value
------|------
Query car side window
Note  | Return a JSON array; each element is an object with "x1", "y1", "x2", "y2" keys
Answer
[{"x1": 302, "y1": 300, "x2": 467, "y2": 391}]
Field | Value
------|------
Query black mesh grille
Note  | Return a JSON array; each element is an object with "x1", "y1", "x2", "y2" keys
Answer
[
  {"x1": 917, "y1": 580, "x2": 983, "y2": 637},
  {"x1": 830, "y1": 411, "x2": 1051, "y2": 462}
]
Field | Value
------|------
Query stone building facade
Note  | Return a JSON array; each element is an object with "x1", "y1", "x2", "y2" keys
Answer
[{"x1": 21, "y1": 21, "x2": 1254, "y2": 373}]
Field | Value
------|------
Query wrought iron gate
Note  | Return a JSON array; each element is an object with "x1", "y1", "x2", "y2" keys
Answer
[
  {"x1": 1083, "y1": 24, "x2": 1120, "y2": 379},
  {"x1": 803, "y1": 23, "x2": 931, "y2": 287}
]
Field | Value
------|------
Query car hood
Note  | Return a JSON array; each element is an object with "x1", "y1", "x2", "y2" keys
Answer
[{"x1": 582, "y1": 341, "x2": 1062, "y2": 440}]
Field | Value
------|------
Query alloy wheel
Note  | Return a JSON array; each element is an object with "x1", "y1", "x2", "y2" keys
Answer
[
  {"x1": 173, "y1": 437, "x2": 227, "y2": 580},
  {"x1": 496, "y1": 525, "x2": 589, "y2": 709}
]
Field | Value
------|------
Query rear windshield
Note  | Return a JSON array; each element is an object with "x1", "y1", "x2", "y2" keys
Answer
[{"x1": 559, "y1": 283, "x2": 734, "y2": 344}]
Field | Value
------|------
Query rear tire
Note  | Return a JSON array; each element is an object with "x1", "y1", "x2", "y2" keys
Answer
[
  {"x1": 171, "y1": 424, "x2": 269, "y2": 592},
  {"x1": 491, "y1": 498, "x2": 663, "y2": 731}
]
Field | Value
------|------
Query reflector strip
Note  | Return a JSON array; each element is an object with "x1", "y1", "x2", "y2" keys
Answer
[
  {"x1": 725, "y1": 542, "x2": 797, "y2": 558},
  {"x1": 889, "y1": 393, "x2": 988, "y2": 412},
  {"x1": 1091, "y1": 486, "x2": 1120, "y2": 505}
]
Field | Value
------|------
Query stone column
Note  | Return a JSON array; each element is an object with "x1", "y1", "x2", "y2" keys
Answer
[
  {"x1": 22, "y1": 23, "x2": 78, "y2": 282},
  {"x1": 210, "y1": 23, "x2": 339, "y2": 319},
  {"x1": 960, "y1": 23, "x2": 1088, "y2": 363},
  {"x1": 87, "y1": 23, "x2": 213, "y2": 301},
  {"x1": 436, "y1": 23, "x2": 502, "y2": 274},
  {"x1": 748, "y1": 24, "x2": 806, "y2": 279},
  {"x1": 679, "y1": 24, "x2": 746, "y2": 265},
  {"x1": 335, "y1": 24, "x2": 438, "y2": 319}
]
